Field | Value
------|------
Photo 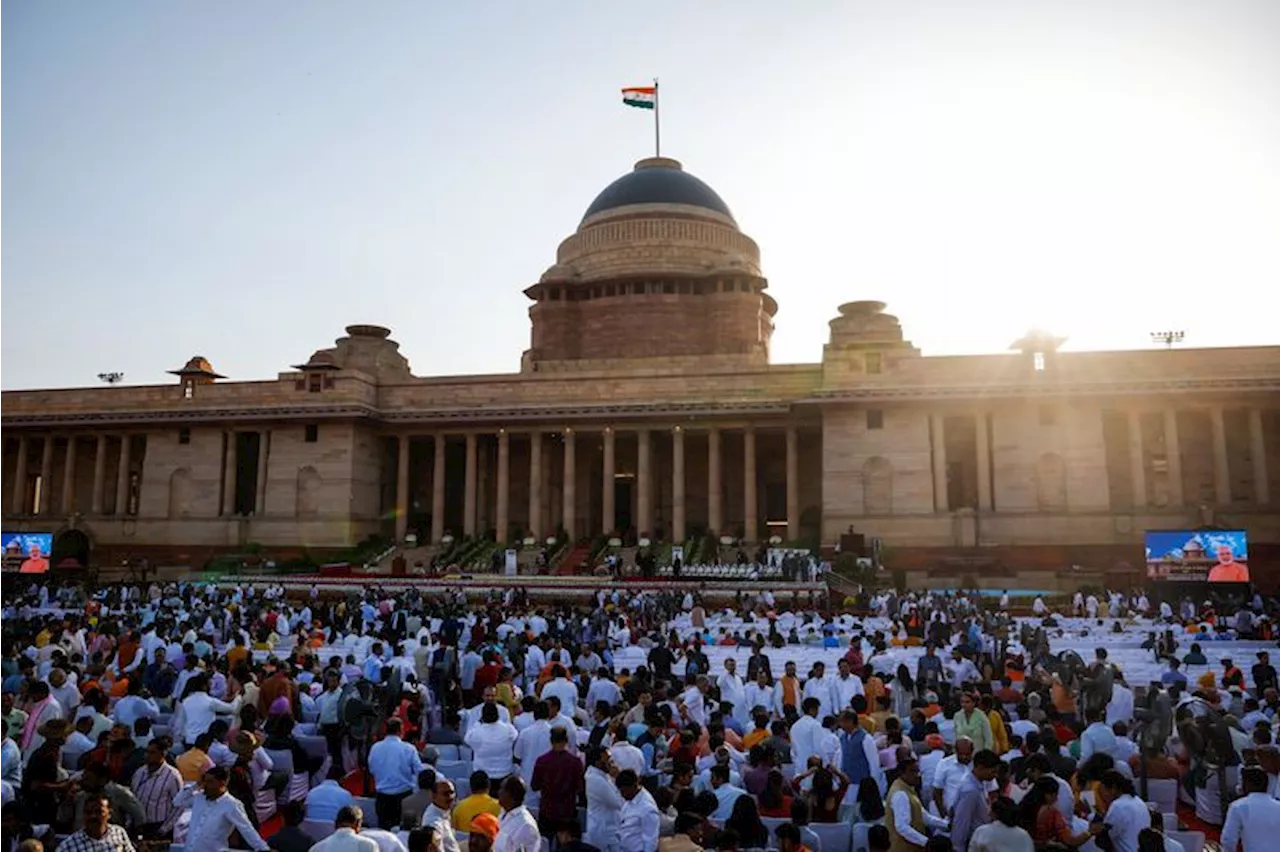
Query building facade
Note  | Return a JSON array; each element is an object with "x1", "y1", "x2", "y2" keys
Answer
[{"x1": 3, "y1": 157, "x2": 1279, "y2": 581}]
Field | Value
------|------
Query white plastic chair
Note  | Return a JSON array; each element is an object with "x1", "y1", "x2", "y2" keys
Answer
[
  {"x1": 809, "y1": 822, "x2": 852, "y2": 852},
  {"x1": 301, "y1": 818, "x2": 335, "y2": 843},
  {"x1": 353, "y1": 795, "x2": 379, "y2": 827},
  {"x1": 1146, "y1": 778, "x2": 1178, "y2": 815}
]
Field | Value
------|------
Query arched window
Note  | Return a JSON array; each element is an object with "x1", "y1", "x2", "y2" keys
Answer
[
  {"x1": 1035, "y1": 452, "x2": 1068, "y2": 510},
  {"x1": 296, "y1": 466, "x2": 322, "y2": 519},
  {"x1": 862, "y1": 456, "x2": 894, "y2": 514},
  {"x1": 168, "y1": 468, "x2": 193, "y2": 518}
]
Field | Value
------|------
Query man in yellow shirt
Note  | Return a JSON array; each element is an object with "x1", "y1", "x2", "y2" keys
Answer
[
  {"x1": 175, "y1": 732, "x2": 216, "y2": 783},
  {"x1": 452, "y1": 770, "x2": 502, "y2": 832}
]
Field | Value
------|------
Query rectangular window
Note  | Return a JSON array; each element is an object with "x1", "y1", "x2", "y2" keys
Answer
[
  {"x1": 866, "y1": 352, "x2": 883, "y2": 374},
  {"x1": 308, "y1": 373, "x2": 322, "y2": 393},
  {"x1": 305, "y1": 424, "x2": 319, "y2": 443},
  {"x1": 1033, "y1": 351, "x2": 1046, "y2": 372},
  {"x1": 178, "y1": 428, "x2": 191, "y2": 445},
  {"x1": 866, "y1": 410, "x2": 884, "y2": 430}
]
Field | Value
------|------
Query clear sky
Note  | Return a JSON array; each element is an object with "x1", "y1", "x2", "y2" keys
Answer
[{"x1": 4, "y1": 1, "x2": 1278, "y2": 390}]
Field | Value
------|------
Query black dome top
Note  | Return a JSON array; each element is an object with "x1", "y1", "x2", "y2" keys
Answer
[{"x1": 581, "y1": 157, "x2": 735, "y2": 225}]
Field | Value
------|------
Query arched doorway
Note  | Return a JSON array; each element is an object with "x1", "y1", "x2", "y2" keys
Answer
[{"x1": 51, "y1": 528, "x2": 92, "y2": 568}]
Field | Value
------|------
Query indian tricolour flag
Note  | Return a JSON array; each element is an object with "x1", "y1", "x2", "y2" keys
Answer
[{"x1": 621, "y1": 86, "x2": 656, "y2": 109}]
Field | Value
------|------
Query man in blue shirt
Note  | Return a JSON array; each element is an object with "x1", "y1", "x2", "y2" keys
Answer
[
  {"x1": 1160, "y1": 659, "x2": 1188, "y2": 688},
  {"x1": 367, "y1": 718, "x2": 423, "y2": 829}
]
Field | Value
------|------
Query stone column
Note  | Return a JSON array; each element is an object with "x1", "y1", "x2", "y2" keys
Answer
[
  {"x1": 91, "y1": 435, "x2": 107, "y2": 514},
  {"x1": 395, "y1": 434, "x2": 411, "y2": 542},
  {"x1": 431, "y1": 434, "x2": 446, "y2": 542},
  {"x1": 672, "y1": 426, "x2": 686, "y2": 543},
  {"x1": 1210, "y1": 406, "x2": 1231, "y2": 505},
  {"x1": 38, "y1": 437, "x2": 54, "y2": 515},
  {"x1": 255, "y1": 431, "x2": 270, "y2": 516},
  {"x1": 116, "y1": 434, "x2": 133, "y2": 516},
  {"x1": 528, "y1": 431, "x2": 543, "y2": 538},
  {"x1": 743, "y1": 426, "x2": 758, "y2": 543},
  {"x1": 1163, "y1": 410, "x2": 1184, "y2": 506},
  {"x1": 930, "y1": 414, "x2": 948, "y2": 512},
  {"x1": 496, "y1": 430, "x2": 510, "y2": 541},
  {"x1": 1249, "y1": 409, "x2": 1269, "y2": 505},
  {"x1": 636, "y1": 429, "x2": 652, "y2": 535},
  {"x1": 562, "y1": 429, "x2": 577, "y2": 540},
  {"x1": 601, "y1": 428, "x2": 616, "y2": 535},
  {"x1": 974, "y1": 412, "x2": 993, "y2": 511},
  {"x1": 10, "y1": 436, "x2": 28, "y2": 515},
  {"x1": 786, "y1": 426, "x2": 799, "y2": 541},
  {"x1": 61, "y1": 436, "x2": 78, "y2": 514},
  {"x1": 1127, "y1": 410, "x2": 1146, "y2": 508},
  {"x1": 463, "y1": 433, "x2": 478, "y2": 536},
  {"x1": 707, "y1": 427, "x2": 723, "y2": 534},
  {"x1": 476, "y1": 440, "x2": 490, "y2": 534}
]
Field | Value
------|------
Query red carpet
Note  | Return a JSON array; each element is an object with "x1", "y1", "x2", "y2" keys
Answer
[{"x1": 1177, "y1": 801, "x2": 1220, "y2": 844}]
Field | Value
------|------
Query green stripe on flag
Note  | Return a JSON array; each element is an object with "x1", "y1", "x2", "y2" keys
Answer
[{"x1": 623, "y1": 98, "x2": 655, "y2": 109}]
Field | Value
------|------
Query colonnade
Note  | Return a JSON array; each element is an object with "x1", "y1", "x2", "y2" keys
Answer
[{"x1": 392, "y1": 424, "x2": 803, "y2": 545}]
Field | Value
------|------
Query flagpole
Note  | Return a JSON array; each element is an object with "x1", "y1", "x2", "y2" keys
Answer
[{"x1": 653, "y1": 77, "x2": 661, "y2": 157}]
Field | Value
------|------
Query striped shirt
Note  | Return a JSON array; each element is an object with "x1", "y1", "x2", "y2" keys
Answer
[
  {"x1": 131, "y1": 762, "x2": 183, "y2": 831},
  {"x1": 57, "y1": 825, "x2": 136, "y2": 852}
]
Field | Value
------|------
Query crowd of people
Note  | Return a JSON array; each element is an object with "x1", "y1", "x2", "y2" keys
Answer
[{"x1": 2, "y1": 578, "x2": 1279, "y2": 852}]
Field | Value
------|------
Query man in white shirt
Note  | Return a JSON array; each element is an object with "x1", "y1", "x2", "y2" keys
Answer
[
  {"x1": 541, "y1": 667, "x2": 578, "y2": 716},
  {"x1": 585, "y1": 669, "x2": 623, "y2": 711},
  {"x1": 176, "y1": 675, "x2": 242, "y2": 746},
  {"x1": 1079, "y1": 707, "x2": 1119, "y2": 763},
  {"x1": 888, "y1": 758, "x2": 949, "y2": 847},
  {"x1": 617, "y1": 770, "x2": 660, "y2": 852},
  {"x1": 544, "y1": 697, "x2": 580, "y2": 747},
  {"x1": 461, "y1": 689, "x2": 512, "y2": 735},
  {"x1": 931, "y1": 737, "x2": 974, "y2": 817},
  {"x1": 678, "y1": 676, "x2": 709, "y2": 728},
  {"x1": 831, "y1": 659, "x2": 864, "y2": 715},
  {"x1": 743, "y1": 670, "x2": 776, "y2": 722},
  {"x1": 494, "y1": 776, "x2": 541, "y2": 852},
  {"x1": 716, "y1": 660, "x2": 748, "y2": 726},
  {"x1": 311, "y1": 805, "x2": 380, "y2": 852},
  {"x1": 609, "y1": 735, "x2": 646, "y2": 778},
  {"x1": 1106, "y1": 677, "x2": 1135, "y2": 728},
  {"x1": 1099, "y1": 770, "x2": 1150, "y2": 852},
  {"x1": 1222, "y1": 766, "x2": 1280, "y2": 852},
  {"x1": 173, "y1": 765, "x2": 270, "y2": 852},
  {"x1": 465, "y1": 704, "x2": 519, "y2": 781},
  {"x1": 802, "y1": 662, "x2": 834, "y2": 718},
  {"x1": 789, "y1": 697, "x2": 824, "y2": 768},
  {"x1": 419, "y1": 780, "x2": 461, "y2": 852}
]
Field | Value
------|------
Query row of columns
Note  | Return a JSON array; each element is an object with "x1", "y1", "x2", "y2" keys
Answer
[
  {"x1": 393, "y1": 425, "x2": 803, "y2": 545},
  {"x1": 9, "y1": 435, "x2": 131, "y2": 517},
  {"x1": 925, "y1": 405, "x2": 1271, "y2": 513},
  {"x1": 1128, "y1": 406, "x2": 1269, "y2": 507}
]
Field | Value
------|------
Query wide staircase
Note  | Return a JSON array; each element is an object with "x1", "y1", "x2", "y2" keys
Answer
[{"x1": 555, "y1": 540, "x2": 594, "y2": 575}]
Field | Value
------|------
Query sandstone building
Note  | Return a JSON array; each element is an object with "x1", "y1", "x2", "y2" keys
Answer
[{"x1": 3, "y1": 157, "x2": 1279, "y2": 585}]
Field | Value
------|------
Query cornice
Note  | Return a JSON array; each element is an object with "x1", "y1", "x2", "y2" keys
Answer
[
  {"x1": 808, "y1": 377, "x2": 1280, "y2": 401},
  {"x1": 2, "y1": 376, "x2": 1274, "y2": 430}
]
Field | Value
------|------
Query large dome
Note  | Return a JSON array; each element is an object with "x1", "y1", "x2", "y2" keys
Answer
[{"x1": 581, "y1": 157, "x2": 735, "y2": 225}]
